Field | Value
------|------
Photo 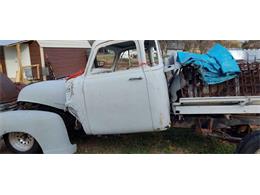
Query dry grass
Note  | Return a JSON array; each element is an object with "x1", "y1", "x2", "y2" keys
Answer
[{"x1": 72, "y1": 128, "x2": 236, "y2": 154}]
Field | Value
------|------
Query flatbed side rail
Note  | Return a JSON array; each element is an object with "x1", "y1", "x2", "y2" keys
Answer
[{"x1": 173, "y1": 96, "x2": 260, "y2": 115}]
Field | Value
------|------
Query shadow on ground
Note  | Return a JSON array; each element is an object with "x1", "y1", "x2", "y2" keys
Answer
[{"x1": 72, "y1": 128, "x2": 236, "y2": 154}]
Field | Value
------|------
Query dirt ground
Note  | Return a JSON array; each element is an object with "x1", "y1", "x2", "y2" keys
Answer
[{"x1": 0, "y1": 128, "x2": 236, "y2": 154}]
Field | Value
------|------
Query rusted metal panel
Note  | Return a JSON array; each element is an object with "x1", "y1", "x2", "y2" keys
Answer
[
  {"x1": 44, "y1": 48, "x2": 88, "y2": 79},
  {"x1": 0, "y1": 73, "x2": 18, "y2": 104},
  {"x1": 180, "y1": 62, "x2": 260, "y2": 97},
  {"x1": 238, "y1": 62, "x2": 260, "y2": 96}
]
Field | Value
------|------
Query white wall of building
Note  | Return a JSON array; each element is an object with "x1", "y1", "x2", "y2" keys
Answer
[{"x1": 4, "y1": 44, "x2": 31, "y2": 79}]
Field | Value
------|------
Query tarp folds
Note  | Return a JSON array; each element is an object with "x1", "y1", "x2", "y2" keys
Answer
[{"x1": 177, "y1": 44, "x2": 241, "y2": 85}]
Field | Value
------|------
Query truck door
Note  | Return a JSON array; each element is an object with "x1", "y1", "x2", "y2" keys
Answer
[
  {"x1": 83, "y1": 41, "x2": 153, "y2": 134},
  {"x1": 142, "y1": 40, "x2": 171, "y2": 130}
]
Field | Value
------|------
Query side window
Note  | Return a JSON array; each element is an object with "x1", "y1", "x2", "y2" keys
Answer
[
  {"x1": 144, "y1": 40, "x2": 159, "y2": 66},
  {"x1": 91, "y1": 48, "x2": 115, "y2": 74},
  {"x1": 116, "y1": 48, "x2": 139, "y2": 71},
  {"x1": 91, "y1": 41, "x2": 140, "y2": 74}
]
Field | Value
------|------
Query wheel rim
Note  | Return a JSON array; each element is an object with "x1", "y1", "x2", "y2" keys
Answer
[
  {"x1": 8, "y1": 132, "x2": 35, "y2": 152},
  {"x1": 255, "y1": 148, "x2": 260, "y2": 154}
]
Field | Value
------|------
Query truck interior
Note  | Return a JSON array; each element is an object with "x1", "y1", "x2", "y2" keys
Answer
[{"x1": 92, "y1": 41, "x2": 139, "y2": 74}]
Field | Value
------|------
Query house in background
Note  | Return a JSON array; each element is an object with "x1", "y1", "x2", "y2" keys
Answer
[
  {"x1": 0, "y1": 45, "x2": 6, "y2": 74},
  {"x1": 0, "y1": 40, "x2": 91, "y2": 82}
]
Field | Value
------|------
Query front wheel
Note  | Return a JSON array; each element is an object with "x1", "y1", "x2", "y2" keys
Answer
[
  {"x1": 4, "y1": 132, "x2": 41, "y2": 154},
  {"x1": 236, "y1": 131, "x2": 260, "y2": 154}
]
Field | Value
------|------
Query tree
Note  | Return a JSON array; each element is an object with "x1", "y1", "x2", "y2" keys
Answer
[
  {"x1": 159, "y1": 40, "x2": 169, "y2": 58},
  {"x1": 242, "y1": 41, "x2": 260, "y2": 49},
  {"x1": 179, "y1": 40, "x2": 241, "y2": 53}
]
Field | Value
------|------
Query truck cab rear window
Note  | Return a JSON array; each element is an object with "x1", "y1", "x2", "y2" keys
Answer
[{"x1": 144, "y1": 40, "x2": 159, "y2": 66}]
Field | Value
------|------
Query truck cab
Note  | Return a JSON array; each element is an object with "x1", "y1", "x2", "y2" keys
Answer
[{"x1": 66, "y1": 40, "x2": 171, "y2": 135}]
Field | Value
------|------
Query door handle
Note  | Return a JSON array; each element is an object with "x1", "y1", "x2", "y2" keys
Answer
[{"x1": 129, "y1": 77, "x2": 143, "y2": 81}]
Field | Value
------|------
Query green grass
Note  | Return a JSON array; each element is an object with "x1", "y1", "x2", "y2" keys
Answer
[{"x1": 73, "y1": 128, "x2": 236, "y2": 154}]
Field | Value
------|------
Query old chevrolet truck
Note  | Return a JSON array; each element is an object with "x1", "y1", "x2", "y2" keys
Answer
[{"x1": 0, "y1": 40, "x2": 260, "y2": 154}]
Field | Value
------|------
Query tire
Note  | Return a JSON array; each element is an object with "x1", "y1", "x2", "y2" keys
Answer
[
  {"x1": 4, "y1": 132, "x2": 41, "y2": 154},
  {"x1": 236, "y1": 131, "x2": 260, "y2": 154}
]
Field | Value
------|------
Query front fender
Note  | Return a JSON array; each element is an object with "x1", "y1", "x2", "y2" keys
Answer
[
  {"x1": 18, "y1": 80, "x2": 66, "y2": 110},
  {"x1": 0, "y1": 110, "x2": 77, "y2": 154}
]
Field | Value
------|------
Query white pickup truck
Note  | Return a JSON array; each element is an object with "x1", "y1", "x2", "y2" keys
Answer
[{"x1": 0, "y1": 40, "x2": 260, "y2": 154}]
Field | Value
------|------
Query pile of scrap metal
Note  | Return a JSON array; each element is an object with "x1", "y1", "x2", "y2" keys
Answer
[
  {"x1": 179, "y1": 61, "x2": 260, "y2": 98},
  {"x1": 0, "y1": 73, "x2": 21, "y2": 111},
  {"x1": 169, "y1": 44, "x2": 260, "y2": 101}
]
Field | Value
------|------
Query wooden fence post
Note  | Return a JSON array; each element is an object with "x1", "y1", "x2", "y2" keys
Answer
[{"x1": 16, "y1": 43, "x2": 24, "y2": 82}]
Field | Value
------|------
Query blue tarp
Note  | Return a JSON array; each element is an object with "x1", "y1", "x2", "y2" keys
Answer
[{"x1": 177, "y1": 44, "x2": 241, "y2": 85}]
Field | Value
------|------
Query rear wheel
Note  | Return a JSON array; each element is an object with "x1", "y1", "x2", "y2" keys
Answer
[
  {"x1": 236, "y1": 131, "x2": 260, "y2": 154},
  {"x1": 4, "y1": 132, "x2": 41, "y2": 154}
]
